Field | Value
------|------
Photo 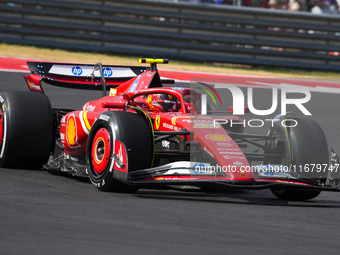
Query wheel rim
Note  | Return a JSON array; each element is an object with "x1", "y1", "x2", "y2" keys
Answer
[{"x1": 91, "y1": 128, "x2": 111, "y2": 175}]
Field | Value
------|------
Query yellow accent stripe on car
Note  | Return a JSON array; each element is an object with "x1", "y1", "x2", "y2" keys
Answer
[
  {"x1": 171, "y1": 116, "x2": 190, "y2": 125},
  {"x1": 83, "y1": 111, "x2": 91, "y2": 132},
  {"x1": 79, "y1": 111, "x2": 90, "y2": 135}
]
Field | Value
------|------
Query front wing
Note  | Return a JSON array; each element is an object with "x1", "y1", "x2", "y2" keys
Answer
[{"x1": 115, "y1": 161, "x2": 340, "y2": 192}]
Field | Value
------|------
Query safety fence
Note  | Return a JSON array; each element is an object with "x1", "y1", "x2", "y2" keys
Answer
[{"x1": 0, "y1": 0, "x2": 340, "y2": 71}]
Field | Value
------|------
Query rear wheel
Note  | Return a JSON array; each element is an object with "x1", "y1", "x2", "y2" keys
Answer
[
  {"x1": 0, "y1": 91, "x2": 54, "y2": 168},
  {"x1": 270, "y1": 118, "x2": 328, "y2": 201},
  {"x1": 86, "y1": 111, "x2": 153, "y2": 192}
]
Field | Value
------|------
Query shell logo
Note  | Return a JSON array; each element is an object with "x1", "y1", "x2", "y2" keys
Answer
[
  {"x1": 66, "y1": 114, "x2": 80, "y2": 148},
  {"x1": 67, "y1": 117, "x2": 76, "y2": 146},
  {"x1": 205, "y1": 134, "x2": 230, "y2": 141}
]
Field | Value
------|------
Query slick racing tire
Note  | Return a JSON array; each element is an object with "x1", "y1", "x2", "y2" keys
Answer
[
  {"x1": 270, "y1": 118, "x2": 328, "y2": 201},
  {"x1": 270, "y1": 187, "x2": 321, "y2": 201},
  {"x1": 86, "y1": 111, "x2": 153, "y2": 192},
  {"x1": 0, "y1": 91, "x2": 54, "y2": 168}
]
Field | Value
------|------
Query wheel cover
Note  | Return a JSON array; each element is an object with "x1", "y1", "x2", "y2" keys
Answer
[{"x1": 91, "y1": 128, "x2": 111, "y2": 175}]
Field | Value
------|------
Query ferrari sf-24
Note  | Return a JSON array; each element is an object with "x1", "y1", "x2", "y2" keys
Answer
[{"x1": 0, "y1": 59, "x2": 339, "y2": 201}]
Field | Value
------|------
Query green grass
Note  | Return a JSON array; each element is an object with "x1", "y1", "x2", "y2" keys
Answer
[{"x1": 1, "y1": 43, "x2": 340, "y2": 79}]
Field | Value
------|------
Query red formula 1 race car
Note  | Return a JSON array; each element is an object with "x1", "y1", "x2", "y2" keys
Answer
[{"x1": 0, "y1": 59, "x2": 339, "y2": 200}]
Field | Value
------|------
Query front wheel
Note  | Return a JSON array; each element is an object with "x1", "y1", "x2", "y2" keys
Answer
[
  {"x1": 270, "y1": 187, "x2": 320, "y2": 201},
  {"x1": 269, "y1": 118, "x2": 328, "y2": 201},
  {"x1": 86, "y1": 111, "x2": 153, "y2": 192}
]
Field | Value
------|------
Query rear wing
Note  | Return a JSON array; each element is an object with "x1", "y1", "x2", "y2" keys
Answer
[{"x1": 24, "y1": 62, "x2": 149, "y2": 93}]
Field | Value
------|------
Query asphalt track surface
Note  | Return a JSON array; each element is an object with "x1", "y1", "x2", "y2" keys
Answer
[{"x1": 1, "y1": 71, "x2": 340, "y2": 255}]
